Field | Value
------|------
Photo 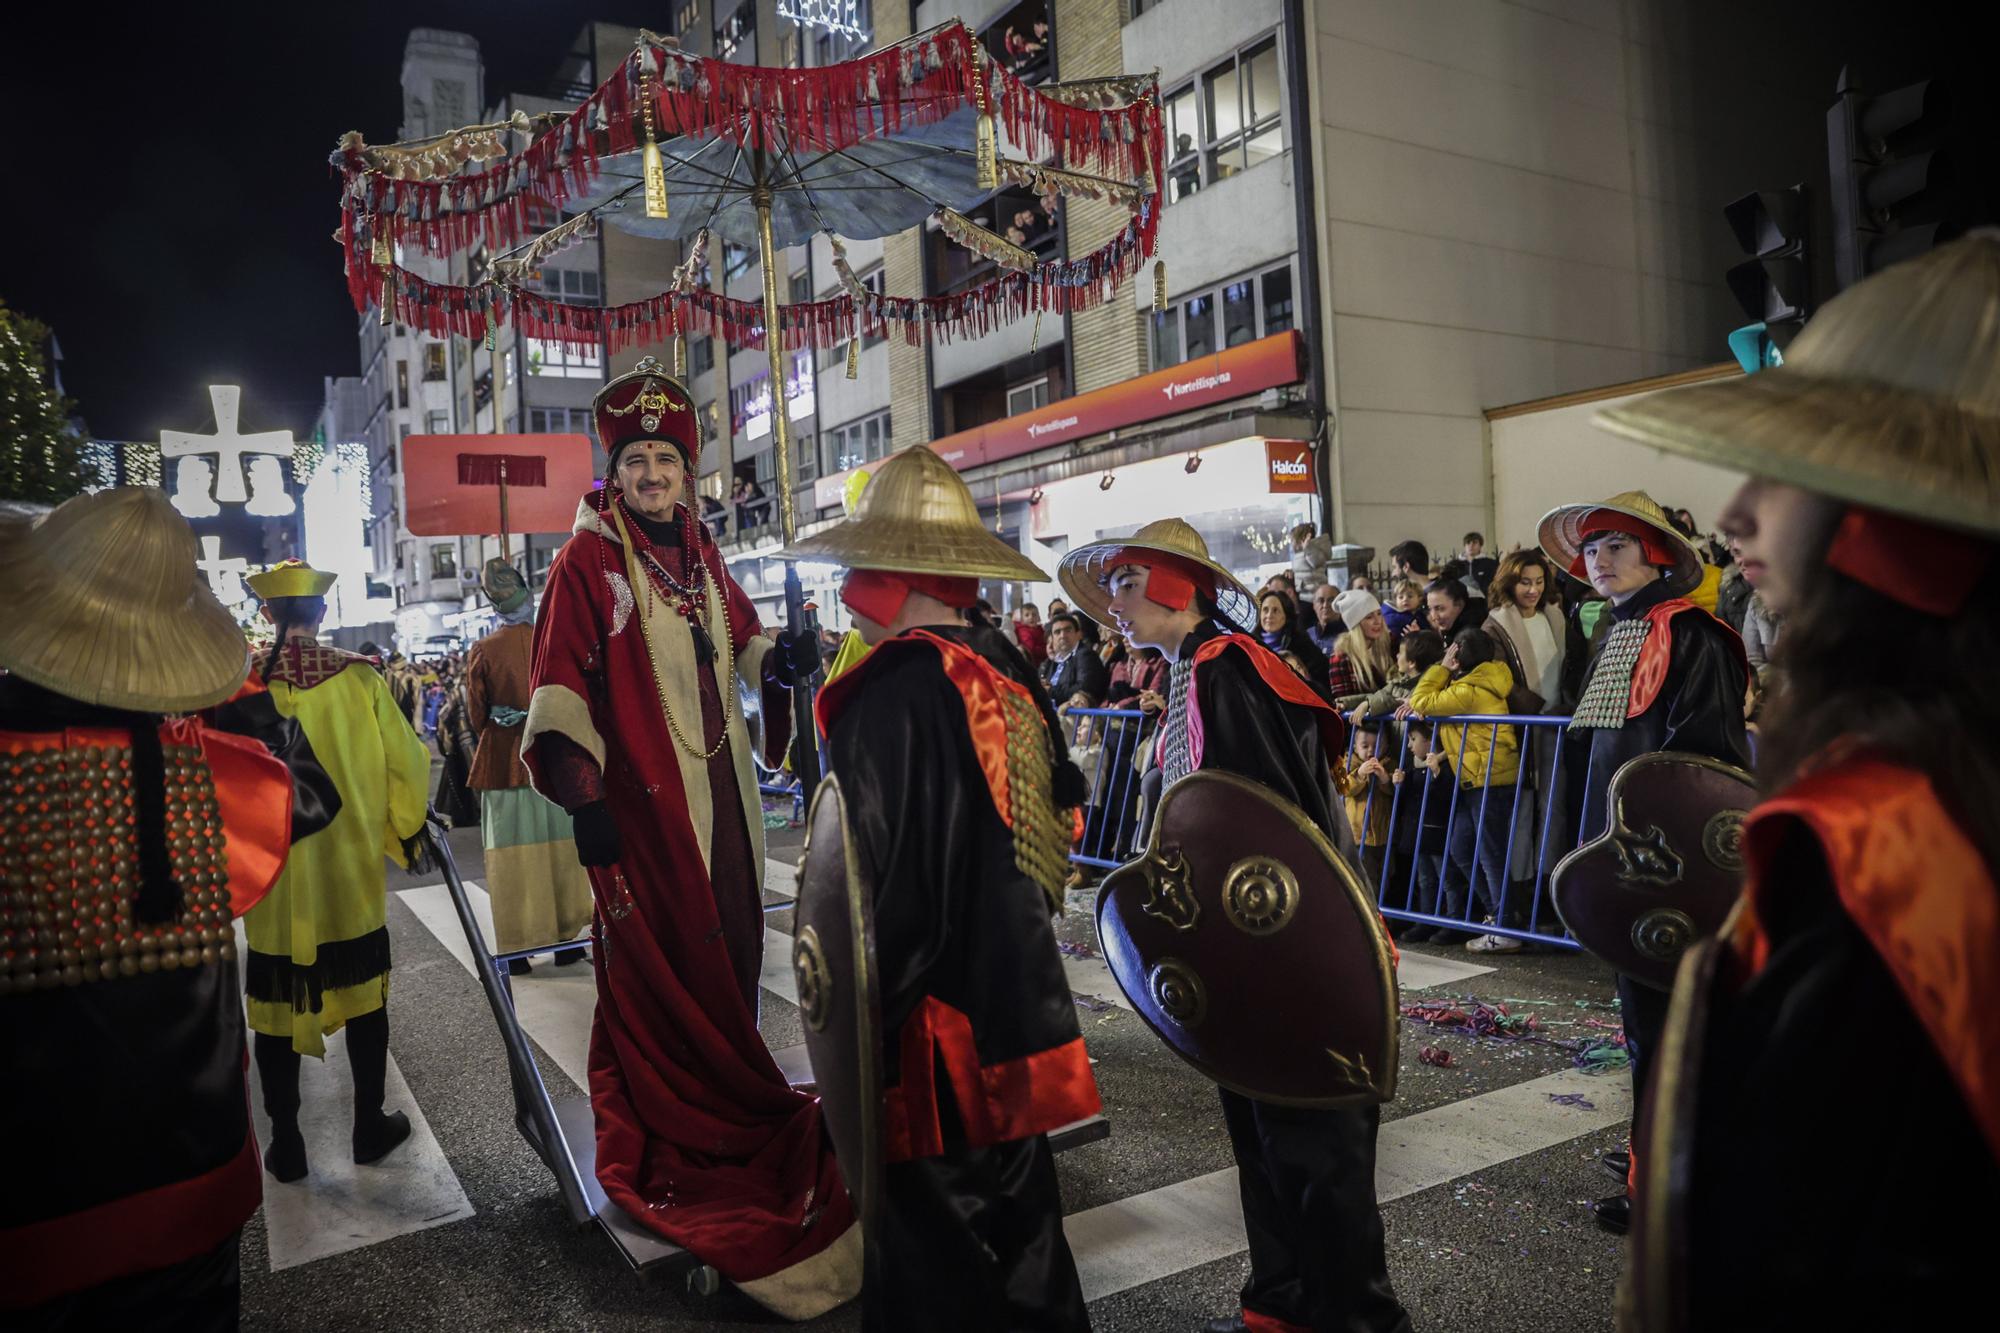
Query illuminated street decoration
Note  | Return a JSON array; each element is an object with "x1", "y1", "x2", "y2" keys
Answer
[
  {"x1": 194, "y1": 534, "x2": 251, "y2": 614},
  {"x1": 160, "y1": 384, "x2": 295, "y2": 511},
  {"x1": 776, "y1": 0, "x2": 868, "y2": 39}
]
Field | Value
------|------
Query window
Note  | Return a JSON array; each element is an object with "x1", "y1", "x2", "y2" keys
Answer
[
  {"x1": 1151, "y1": 262, "x2": 1297, "y2": 369},
  {"x1": 701, "y1": 400, "x2": 721, "y2": 447},
  {"x1": 528, "y1": 406, "x2": 594, "y2": 437},
  {"x1": 790, "y1": 270, "x2": 812, "y2": 304},
  {"x1": 980, "y1": 1, "x2": 1051, "y2": 87},
  {"x1": 860, "y1": 267, "x2": 886, "y2": 348},
  {"x1": 396, "y1": 361, "x2": 409, "y2": 408},
  {"x1": 430, "y1": 543, "x2": 458, "y2": 580},
  {"x1": 1163, "y1": 34, "x2": 1285, "y2": 196},
  {"x1": 423, "y1": 344, "x2": 446, "y2": 381},
  {"x1": 473, "y1": 369, "x2": 493, "y2": 410},
  {"x1": 1182, "y1": 292, "x2": 1216, "y2": 361},
  {"x1": 524, "y1": 336, "x2": 602, "y2": 379},
  {"x1": 675, "y1": 0, "x2": 698, "y2": 36},
  {"x1": 536, "y1": 267, "x2": 600, "y2": 304},
  {"x1": 731, "y1": 375, "x2": 768, "y2": 440},
  {"x1": 501, "y1": 349, "x2": 515, "y2": 392},
  {"x1": 1006, "y1": 376, "x2": 1050, "y2": 416},
  {"x1": 715, "y1": 4, "x2": 755, "y2": 61},
  {"x1": 822, "y1": 409, "x2": 892, "y2": 474},
  {"x1": 1221, "y1": 278, "x2": 1257, "y2": 348},
  {"x1": 1163, "y1": 85, "x2": 1200, "y2": 202},
  {"x1": 927, "y1": 187, "x2": 1058, "y2": 297},
  {"x1": 426, "y1": 409, "x2": 449, "y2": 434},
  {"x1": 1261, "y1": 267, "x2": 1294, "y2": 335},
  {"x1": 1129, "y1": 0, "x2": 1168, "y2": 15},
  {"x1": 689, "y1": 335, "x2": 715, "y2": 376}
]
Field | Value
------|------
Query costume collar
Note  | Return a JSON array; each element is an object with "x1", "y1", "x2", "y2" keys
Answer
[{"x1": 1609, "y1": 576, "x2": 1675, "y2": 622}]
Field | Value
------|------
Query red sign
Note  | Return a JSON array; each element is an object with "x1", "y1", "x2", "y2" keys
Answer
[
  {"x1": 404, "y1": 434, "x2": 597, "y2": 537},
  {"x1": 1265, "y1": 438, "x2": 1316, "y2": 493},
  {"x1": 814, "y1": 330, "x2": 1304, "y2": 508}
]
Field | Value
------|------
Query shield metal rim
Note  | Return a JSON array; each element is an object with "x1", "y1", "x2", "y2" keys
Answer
[
  {"x1": 1551, "y1": 750, "x2": 1756, "y2": 990},
  {"x1": 796, "y1": 774, "x2": 886, "y2": 1232},
  {"x1": 1633, "y1": 930, "x2": 1725, "y2": 1333},
  {"x1": 1094, "y1": 769, "x2": 1402, "y2": 1109}
]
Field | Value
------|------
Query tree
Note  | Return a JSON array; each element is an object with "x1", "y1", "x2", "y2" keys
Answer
[{"x1": 0, "y1": 299, "x2": 94, "y2": 504}]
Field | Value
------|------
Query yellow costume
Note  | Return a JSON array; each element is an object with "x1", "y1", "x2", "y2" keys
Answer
[{"x1": 242, "y1": 563, "x2": 429, "y2": 1057}]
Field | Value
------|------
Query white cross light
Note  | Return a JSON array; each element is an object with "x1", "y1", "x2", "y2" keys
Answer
[
  {"x1": 195, "y1": 535, "x2": 250, "y2": 608},
  {"x1": 161, "y1": 385, "x2": 294, "y2": 504}
]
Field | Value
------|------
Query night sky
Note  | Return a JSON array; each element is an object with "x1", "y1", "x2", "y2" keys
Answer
[{"x1": 0, "y1": 2, "x2": 662, "y2": 443}]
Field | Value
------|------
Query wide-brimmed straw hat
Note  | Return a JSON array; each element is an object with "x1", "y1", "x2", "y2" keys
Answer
[
  {"x1": 781, "y1": 445, "x2": 1047, "y2": 582},
  {"x1": 0, "y1": 487, "x2": 249, "y2": 712},
  {"x1": 1058, "y1": 518, "x2": 1256, "y2": 632},
  {"x1": 1594, "y1": 231, "x2": 2000, "y2": 537},
  {"x1": 1537, "y1": 489, "x2": 1704, "y2": 596}
]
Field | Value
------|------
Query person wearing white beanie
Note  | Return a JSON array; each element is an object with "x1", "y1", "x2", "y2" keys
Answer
[{"x1": 1328, "y1": 590, "x2": 1396, "y2": 700}]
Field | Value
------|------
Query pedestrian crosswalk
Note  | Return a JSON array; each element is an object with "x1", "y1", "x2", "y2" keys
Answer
[{"x1": 245, "y1": 857, "x2": 1629, "y2": 1318}]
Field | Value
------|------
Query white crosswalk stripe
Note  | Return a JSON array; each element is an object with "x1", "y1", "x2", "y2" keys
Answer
[
  {"x1": 378, "y1": 862, "x2": 1625, "y2": 1309},
  {"x1": 233, "y1": 920, "x2": 475, "y2": 1271}
]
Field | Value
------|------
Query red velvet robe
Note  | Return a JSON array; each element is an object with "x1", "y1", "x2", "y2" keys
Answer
[{"x1": 521, "y1": 492, "x2": 858, "y2": 1318}]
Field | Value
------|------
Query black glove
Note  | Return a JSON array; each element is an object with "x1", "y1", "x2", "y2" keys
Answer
[
  {"x1": 571, "y1": 801, "x2": 623, "y2": 868},
  {"x1": 768, "y1": 627, "x2": 821, "y2": 688}
]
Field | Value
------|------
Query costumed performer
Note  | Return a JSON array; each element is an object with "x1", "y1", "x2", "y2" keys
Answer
[
  {"x1": 465, "y1": 557, "x2": 590, "y2": 973},
  {"x1": 1593, "y1": 233, "x2": 2000, "y2": 1331},
  {"x1": 0, "y1": 489, "x2": 305, "y2": 1323},
  {"x1": 1537, "y1": 490, "x2": 1749, "y2": 1234},
  {"x1": 520, "y1": 355, "x2": 858, "y2": 1317},
  {"x1": 1061, "y1": 520, "x2": 1411, "y2": 1333},
  {"x1": 786, "y1": 445, "x2": 1102, "y2": 1332},
  {"x1": 241, "y1": 559, "x2": 432, "y2": 1181}
]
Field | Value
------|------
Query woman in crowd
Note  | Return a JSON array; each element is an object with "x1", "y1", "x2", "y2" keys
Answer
[
  {"x1": 1483, "y1": 549, "x2": 1567, "y2": 714},
  {"x1": 1255, "y1": 587, "x2": 1332, "y2": 697},
  {"x1": 1327, "y1": 588, "x2": 1397, "y2": 705},
  {"x1": 1423, "y1": 575, "x2": 1481, "y2": 643}
]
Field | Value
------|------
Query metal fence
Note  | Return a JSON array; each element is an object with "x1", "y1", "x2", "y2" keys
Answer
[{"x1": 1064, "y1": 705, "x2": 1585, "y2": 951}]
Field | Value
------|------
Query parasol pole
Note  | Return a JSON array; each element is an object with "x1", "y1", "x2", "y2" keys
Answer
[
  {"x1": 497, "y1": 456, "x2": 511, "y2": 562},
  {"x1": 752, "y1": 170, "x2": 822, "y2": 800}
]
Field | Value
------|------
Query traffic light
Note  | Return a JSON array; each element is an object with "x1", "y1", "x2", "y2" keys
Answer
[
  {"x1": 1722, "y1": 185, "x2": 1810, "y2": 373},
  {"x1": 1827, "y1": 69, "x2": 1955, "y2": 290}
]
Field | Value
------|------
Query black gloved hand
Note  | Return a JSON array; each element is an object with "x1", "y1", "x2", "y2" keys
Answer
[
  {"x1": 571, "y1": 801, "x2": 622, "y2": 868},
  {"x1": 767, "y1": 627, "x2": 822, "y2": 688}
]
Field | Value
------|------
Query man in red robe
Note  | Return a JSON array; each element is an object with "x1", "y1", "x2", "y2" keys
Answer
[{"x1": 521, "y1": 356, "x2": 857, "y2": 1318}]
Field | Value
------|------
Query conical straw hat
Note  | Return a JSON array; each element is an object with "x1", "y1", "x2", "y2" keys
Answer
[
  {"x1": 780, "y1": 445, "x2": 1048, "y2": 582},
  {"x1": 0, "y1": 487, "x2": 249, "y2": 712},
  {"x1": 1057, "y1": 517, "x2": 1256, "y2": 632},
  {"x1": 1537, "y1": 489, "x2": 1704, "y2": 596},
  {"x1": 1595, "y1": 231, "x2": 2000, "y2": 536}
]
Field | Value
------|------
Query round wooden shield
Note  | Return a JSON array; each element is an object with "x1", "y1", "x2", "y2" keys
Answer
[
  {"x1": 791, "y1": 776, "x2": 885, "y2": 1230},
  {"x1": 1631, "y1": 933, "x2": 1725, "y2": 1333},
  {"x1": 1094, "y1": 770, "x2": 1399, "y2": 1107},
  {"x1": 1552, "y1": 752, "x2": 1756, "y2": 990}
]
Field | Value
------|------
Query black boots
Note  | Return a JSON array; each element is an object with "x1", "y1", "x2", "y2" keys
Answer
[
  {"x1": 345, "y1": 1008, "x2": 412, "y2": 1166},
  {"x1": 254, "y1": 1009, "x2": 411, "y2": 1180},
  {"x1": 254, "y1": 1033, "x2": 308, "y2": 1183}
]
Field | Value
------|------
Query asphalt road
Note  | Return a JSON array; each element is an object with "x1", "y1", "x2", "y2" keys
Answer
[{"x1": 238, "y1": 787, "x2": 1633, "y2": 1332}]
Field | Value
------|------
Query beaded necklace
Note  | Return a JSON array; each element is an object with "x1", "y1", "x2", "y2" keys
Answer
[{"x1": 601, "y1": 494, "x2": 737, "y2": 761}]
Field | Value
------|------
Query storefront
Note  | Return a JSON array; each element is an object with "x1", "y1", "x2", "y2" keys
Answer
[{"x1": 739, "y1": 330, "x2": 1319, "y2": 623}]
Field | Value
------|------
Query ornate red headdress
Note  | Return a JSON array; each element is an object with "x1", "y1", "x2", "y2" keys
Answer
[{"x1": 593, "y1": 354, "x2": 702, "y2": 476}]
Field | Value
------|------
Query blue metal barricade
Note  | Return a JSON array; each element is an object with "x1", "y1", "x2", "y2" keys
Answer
[
  {"x1": 1341, "y1": 711, "x2": 1580, "y2": 950},
  {"x1": 1063, "y1": 706, "x2": 1152, "y2": 870},
  {"x1": 1060, "y1": 702, "x2": 1585, "y2": 950}
]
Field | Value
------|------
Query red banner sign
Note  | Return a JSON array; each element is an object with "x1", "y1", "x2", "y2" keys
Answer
[
  {"x1": 814, "y1": 330, "x2": 1304, "y2": 509},
  {"x1": 404, "y1": 434, "x2": 597, "y2": 537},
  {"x1": 1265, "y1": 438, "x2": 1316, "y2": 493}
]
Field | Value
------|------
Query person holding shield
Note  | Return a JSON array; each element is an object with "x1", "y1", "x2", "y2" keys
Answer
[{"x1": 787, "y1": 445, "x2": 1099, "y2": 1332}]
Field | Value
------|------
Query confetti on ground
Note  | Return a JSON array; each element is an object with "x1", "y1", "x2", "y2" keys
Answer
[
  {"x1": 1418, "y1": 1044, "x2": 1456, "y2": 1068},
  {"x1": 1056, "y1": 940, "x2": 1096, "y2": 959},
  {"x1": 1401, "y1": 995, "x2": 1630, "y2": 1071},
  {"x1": 1072, "y1": 993, "x2": 1116, "y2": 1013},
  {"x1": 1547, "y1": 1091, "x2": 1597, "y2": 1110}
]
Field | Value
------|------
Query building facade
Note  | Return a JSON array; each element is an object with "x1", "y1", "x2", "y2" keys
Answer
[{"x1": 360, "y1": 1, "x2": 1848, "y2": 642}]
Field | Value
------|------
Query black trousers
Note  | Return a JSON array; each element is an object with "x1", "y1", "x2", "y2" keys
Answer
[
  {"x1": 870, "y1": 1133, "x2": 1089, "y2": 1333},
  {"x1": 1617, "y1": 970, "x2": 1672, "y2": 1193},
  {"x1": 1222, "y1": 1092, "x2": 1410, "y2": 1333},
  {"x1": 14, "y1": 1229, "x2": 241, "y2": 1332}
]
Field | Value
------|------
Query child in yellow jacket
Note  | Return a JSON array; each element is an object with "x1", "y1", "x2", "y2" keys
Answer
[{"x1": 1407, "y1": 628, "x2": 1525, "y2": 953}]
